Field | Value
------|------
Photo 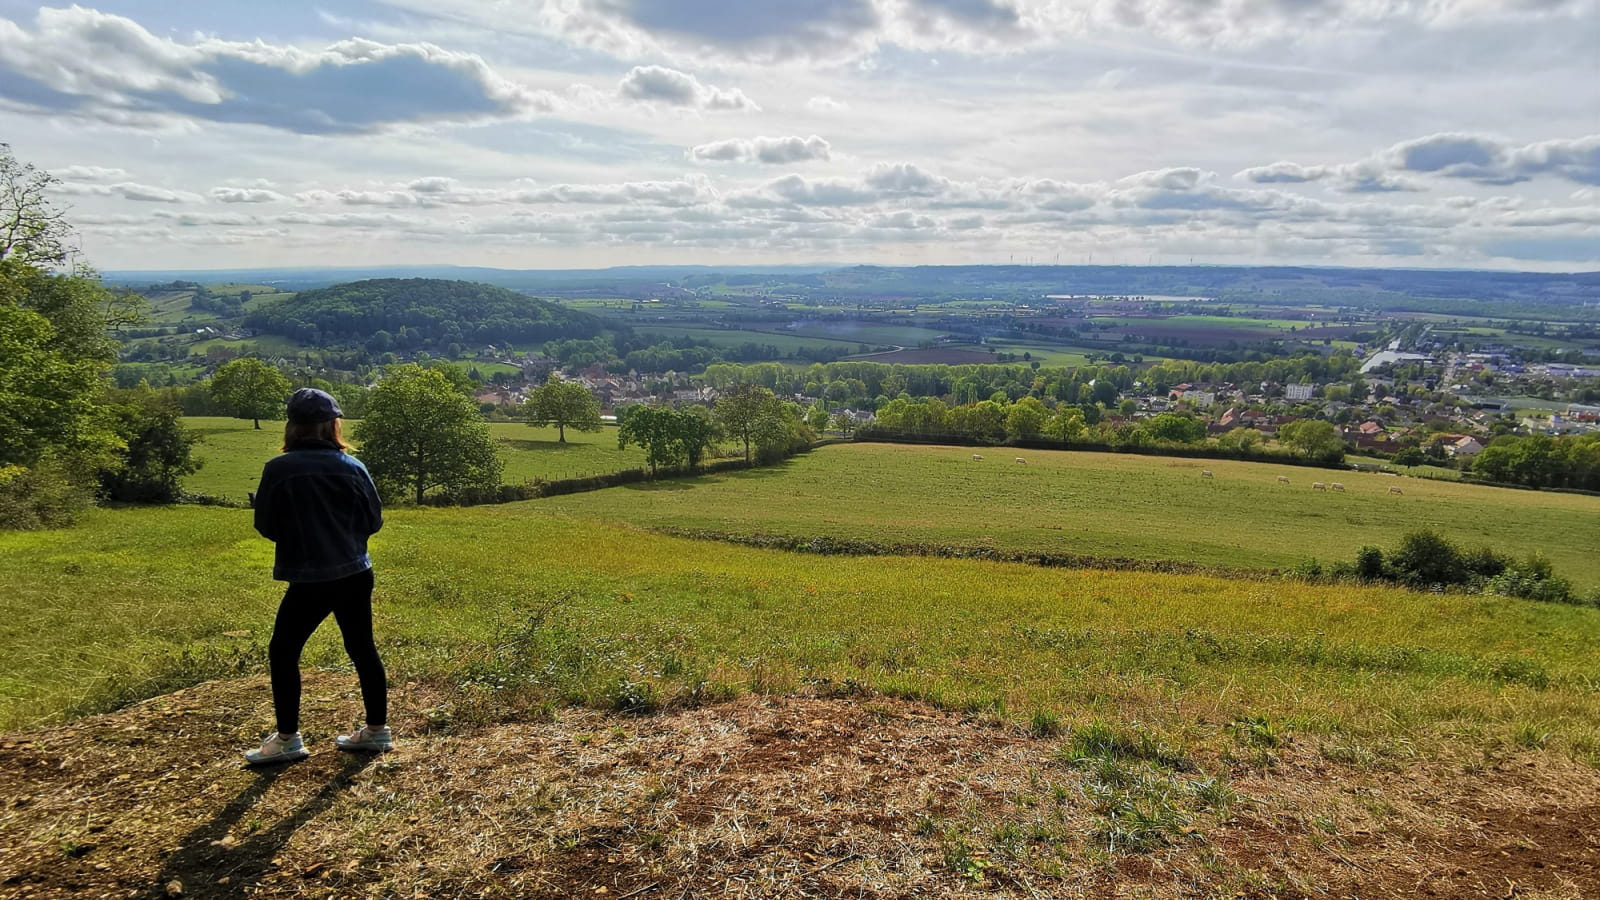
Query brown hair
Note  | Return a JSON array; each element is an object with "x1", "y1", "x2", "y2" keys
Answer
[{"x1": 282, "y1": 417, "x2": 350, "y2": 452}]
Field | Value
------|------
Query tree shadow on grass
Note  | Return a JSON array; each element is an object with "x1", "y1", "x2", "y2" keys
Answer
[
  {"x1": 498, "y1": 438, "x2": 597, "y2": 453},
  {"x1": 618, "y1": 458, "x2": 799, "y2": 492},
  {"x1": 148, "y1": 754, "x2": 377, "y2": 899}
]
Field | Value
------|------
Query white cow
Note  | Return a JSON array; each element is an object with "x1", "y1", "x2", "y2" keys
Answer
[
  {"x1": 1312, "y1": 482, "x2": 1327, "y2": 491},
  {"x1": 1014, "y1": 457, "x2": 1027, "y2": 464},
  {"x1": 1331, "y1": 483, "x2": 1346, "y2": 492},
  {"x1": 1277, "y1": 475, "x2": 1290, "y2": 484}
]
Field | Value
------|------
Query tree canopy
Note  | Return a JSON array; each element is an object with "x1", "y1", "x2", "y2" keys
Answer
[
  {"x1": 245, "y1": 278, "x2": 606, "y2": 352},
  {"x1": 617, "y1": 405, "x2": 717, "y2": 475},
  {"x1": 354, "y1": 364, "x2": 502, "y2": 504},
  {"x1": 209, "y1": 357, "x2": 291, "y2": 429},
  {"x1": 524, "y1": 379, "x2": 601, "y2": 442}
]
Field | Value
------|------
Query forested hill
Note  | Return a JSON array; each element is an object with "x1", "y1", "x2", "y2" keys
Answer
[{"x1": 244, "y1": 278, "x2": 606, "y2": 351}]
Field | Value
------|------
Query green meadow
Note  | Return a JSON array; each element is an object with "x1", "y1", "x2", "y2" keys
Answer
[
  {"x1": 541, "y1": 443, "x2": 1600, "y2": 589},
  {"x1": 181, "y1": 417, "x2": 648, "y2": 499},
  {"x1": 3, "y1": 503, "x2": 1598, "y2": 763}
]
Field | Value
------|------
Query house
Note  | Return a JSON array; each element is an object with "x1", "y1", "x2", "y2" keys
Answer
[
  {"x1": 1449, "y1": 436, "x2": 1484, "y2": 458},
  {"x1": 1285, "y1": 383, "x2": 1314, "y2": 401}
]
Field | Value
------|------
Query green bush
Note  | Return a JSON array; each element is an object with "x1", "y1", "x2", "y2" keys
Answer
[{"x1": 0, "y1": 459, "x2": 93, "y2": 530}]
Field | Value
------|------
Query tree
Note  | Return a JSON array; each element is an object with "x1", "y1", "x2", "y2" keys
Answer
[
  {"x1": 354, "y1": 364, "x2": 502, "y2": 504},
  {"x1": 1004, "y1": 397, "x2": 1049, "y2": 438},
  {"x1": 1138, "y1": 412, "x2": 1206, "y2": 444},
  {"x1": 524, "y1": 379, "x2": 601, "y2": 442},
  {"x1": 618, "y1": 405, "x2": 719, "y2": 475},
  {"x1": 210, "y1": 358, "x2": 291, "y2": 430},
  {"x1": 1278, "y1": 419, "x2": 1345, "y2": 461},
  {"x1": 98, "y1": 385, "x2": 201, "y2": 503},
  {"x1": 1, "y1": 143, "x2": 71, "y2": 267},
  {"x1": 1217, "y1": 426, "x2": 1262, "y2": 452},
  {"x1": 713, "y1": 383, "x2": 787, "y2": 463}
]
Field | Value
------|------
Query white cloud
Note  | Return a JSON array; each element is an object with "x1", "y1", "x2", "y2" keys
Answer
[
  {"x1": 617, "y1": 66, "x2": 758, "y2": 111},
  {"x1": 210, "y1": 187, "x2": 287, "y2": 203},
  {"x1": 54, "y1": 180, "x2": 198, "y2": 203},
  {"x1": 690, "y1": 135, "x2": 832, "y2": 164},
  {"x1": 0, "y1": 6, "x2": 554, "y2": 133},
  {"x1": 806, "y1": 95, "x2": 849, "y2": 113},
  {"x1": 50, "y1": 164, "x2": 128, "y2": 182}
]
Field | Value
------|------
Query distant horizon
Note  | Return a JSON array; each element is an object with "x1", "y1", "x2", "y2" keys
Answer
[{"x1": 99, "y1": 261, "x2": 1600, "y2": 280}]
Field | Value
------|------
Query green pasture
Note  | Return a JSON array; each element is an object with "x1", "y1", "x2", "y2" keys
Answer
[
  {"x1": 3, "y1": 504, "x2": 1598, "y2": 763},
  {"x1": 190, "y1": 334, "x2": 303, "y2": 356},
  {"x1": 180, "y1": 417, "x2": 649, "y2": 499},
  {"x1": 540, "y1": 443, "x2": 1600, "y2": 589},
  {"x1": 783, "y1": 322, "x2": 948, "y2": 346}
]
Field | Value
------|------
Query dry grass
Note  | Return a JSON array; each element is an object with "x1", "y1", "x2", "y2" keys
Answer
[{"x1": 3, "y1": 673, "x2": 1598, "y2": 899}]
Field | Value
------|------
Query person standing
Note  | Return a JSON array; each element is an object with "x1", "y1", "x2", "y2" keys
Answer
[{"x1": 245, "y1": 388, "x2": 392, "y2": 764}]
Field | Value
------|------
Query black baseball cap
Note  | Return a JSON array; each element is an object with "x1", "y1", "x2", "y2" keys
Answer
[{"x1": 286, "y1": 388, "x2": 343, "y2": 423}]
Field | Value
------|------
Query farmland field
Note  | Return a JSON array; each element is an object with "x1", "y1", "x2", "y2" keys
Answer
[
  {"x1": 540, "y1": 442, "x2": 1600, "y2": 588},
  {"x1": 181, "y1": 417, "x2": 648, "y2": 499},
  {"x1": 631, "y1": 324, "x2": 869, "y2": 355}
]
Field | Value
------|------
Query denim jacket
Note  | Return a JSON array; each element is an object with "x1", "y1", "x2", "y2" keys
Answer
[{"x1": 253, "y1": 440, "x2": 384, "y2": 583}]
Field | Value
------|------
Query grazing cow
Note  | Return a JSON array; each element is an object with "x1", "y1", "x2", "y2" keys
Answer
[
  {"x1": 1312, "y1": 482, "x2": 1327, "y2": 491},
  {"x1": 971, "y1": 454, "x2": 983, "y2": 461},
  {"x1": 1200, "y1": 470, "x2": 1214, "y2": 478},
  {"x1": 1331, "y1": 483, "x2": 1345, "y2": 492},
  {"x1": 1014, "y1": 457, "x2": 1027, "y2": 464},
  {"x1": 1277, "y1": 475, "x2": 1290, "y2": 484},
  {"x1": 1389, "y1": 486, "x2": 1403, "y2": 495}
]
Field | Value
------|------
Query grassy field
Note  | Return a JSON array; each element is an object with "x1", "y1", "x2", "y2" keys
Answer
[
  {"x1": 3, "y1": 502, "x2": 1597, "y2": 763},
  {"x1": 539, "y1": 443, "x2": 1600, "y2": 589},
  {"x1": 181, "y1": 418, "x2": 648, "y2": 499}
]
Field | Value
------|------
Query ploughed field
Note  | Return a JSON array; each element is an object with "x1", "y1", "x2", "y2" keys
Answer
[{"x1": 541, "y1": 442, "x2": 1600, "y2": 589}]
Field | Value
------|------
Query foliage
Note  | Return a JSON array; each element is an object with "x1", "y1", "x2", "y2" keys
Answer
[
  {"x1": 713, "y1": 383, "x2": 788, "y2": 463},
  {"x1": 98, "y1": 386, "x2": 201, "y2": 503},
  {"x1": 354, "y1": 364, "x2": 503, "y2": 504},
  {"x1": 0, "y1": 143, "x2": 72, "y2": 267},
  {"x1": 245, "y1": 277, "x2": 605, "y2": 352},
  {"x1": 617, "y1": 404, "x2": 718, "y2": 474},
  {"x1": 1472, "y1": 433, "x2": 1600, "y2": 491},
  {"x1": 0, "y1": 458, "x2": 94, "y2": 530},
  {"x1": 1278, "y1": 419, "x2": 1345, "y2": 462},
  {"x1": 1136, "y1": 413, "x2": 1206, "y2": 445},
  {"x1": 208, "y1": 357, "x2": 291, "y2": 429},
  {"x1": 523, "y1": 378, "x2": 602, "y2": 442}
]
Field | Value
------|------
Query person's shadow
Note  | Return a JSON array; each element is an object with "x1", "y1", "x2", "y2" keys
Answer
[{"x1": 148, "y1": 753, "x2": 379, "y2": 899}]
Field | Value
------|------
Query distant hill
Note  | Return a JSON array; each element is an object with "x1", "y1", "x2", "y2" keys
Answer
[{"x1": 243, "y1": 278, "x2": 607, "y2": 351}]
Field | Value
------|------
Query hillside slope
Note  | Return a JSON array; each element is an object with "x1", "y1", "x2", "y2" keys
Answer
[
  {"x1": 2, "y1": 673, "x2": 1597, "y2": 899},
  {"x1": 244, "y1": 278, "x2": 607, "y2": 349}
]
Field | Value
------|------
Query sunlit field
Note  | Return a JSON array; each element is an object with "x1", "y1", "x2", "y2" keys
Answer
[
  {"x1": 3, "y1": 503, "x2": 1597, "y2": 763},
  {"x1": 540, "y1": 442, "x2": 1600, "y2": 588}
]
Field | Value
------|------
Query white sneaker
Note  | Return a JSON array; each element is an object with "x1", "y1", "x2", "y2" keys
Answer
[
  {"x1": 335, "y1": 725, "x2": 394, "y2": 753},
  {"x1": 244, "y1": 732, "x2": 308, "y2": 766}
]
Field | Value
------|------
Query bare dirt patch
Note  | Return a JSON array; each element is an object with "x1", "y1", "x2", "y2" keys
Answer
[{"x1": 2, "y1": 673, "x2": 1597, "y2": 899}]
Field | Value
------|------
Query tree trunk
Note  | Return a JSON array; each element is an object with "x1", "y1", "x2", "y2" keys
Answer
[
  {"x1": 558, "y1": 423, "x2": 566, "y2": 442},
  {"x1": 252, "y1": 418, "x2": 261, "y2": 430}
]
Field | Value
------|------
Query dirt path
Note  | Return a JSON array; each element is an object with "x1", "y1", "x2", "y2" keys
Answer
[{"x1": 2, "y1": 673, "x2": 1596, "y2": 898}]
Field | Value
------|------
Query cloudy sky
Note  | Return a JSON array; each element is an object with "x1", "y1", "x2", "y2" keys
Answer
[{"x1": 2, "y1": 0, "x2": 1597, "y2": 272}]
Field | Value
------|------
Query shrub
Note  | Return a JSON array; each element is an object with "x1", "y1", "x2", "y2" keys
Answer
[
  {"x1": 0, "y1": 459, "x2": 94, "y2": 530},
  {"x1": 1386, "y1": 530, "x2": 1465, "y2": 588}
]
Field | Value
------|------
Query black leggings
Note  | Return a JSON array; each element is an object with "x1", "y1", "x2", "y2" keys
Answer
[{"x1": 268, "y1": 568, "x2": 386, "y2": 735}]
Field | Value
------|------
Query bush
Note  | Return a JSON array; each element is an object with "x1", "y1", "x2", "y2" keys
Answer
[
  {"x1": 1486, "y1": 554, "x2": 1576, "y2": 605},
  {"x1": 0, "y1": 459, "x2": 94, "y2": 530},
  {"x1": 1354, "y1": 546, "x2": 1385, "y2": 581},
  {"x1": 1386, "y1": 530, "x2": 1467, "y2": 588}
]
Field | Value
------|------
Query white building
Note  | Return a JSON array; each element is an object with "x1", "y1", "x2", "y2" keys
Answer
[{"x1": 1285, "y1": 383, "x2": 1314, "y2": 401}]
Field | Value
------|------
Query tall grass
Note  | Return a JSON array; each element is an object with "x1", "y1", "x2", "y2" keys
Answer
[{"x1": 3, "y1": 504, "x2": 1599, "y2": 761}]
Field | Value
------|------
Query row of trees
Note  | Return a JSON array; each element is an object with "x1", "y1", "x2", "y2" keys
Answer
[
  {"x1": 861, "y1": 394, "x2": 1346, "y2": 461},
  {"x1": 1470, "y1": 433, "x2": 1600, "y2": 491}
]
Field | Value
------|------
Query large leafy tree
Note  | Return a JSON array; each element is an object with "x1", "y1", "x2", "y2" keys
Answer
[
  {"x1": 355, "y1": 364, "x2": 502, "y2": 504},
  {"x1": 618, "y1": 405, "x2": 718, "y2": 475},
  {"x1": 98, "y1": 385, "x2": 201, "y2": 503},
  {"x1": 209, "y1": 357, "x2": 291, "y2": 430},
  {"x1": 524, "y1": 379, "x2": 601, "y2": 442},
  {"x1": 712, "y1": 382, "x2": 789, "y2": 463},
  {"x1": 1278, "y1": 419, "x2": 1345, "y2": 462}
]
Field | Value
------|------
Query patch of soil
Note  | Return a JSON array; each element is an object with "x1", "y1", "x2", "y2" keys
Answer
[{"x1": 2, "y1": 674, "x2": 1597, "y2": 899}]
